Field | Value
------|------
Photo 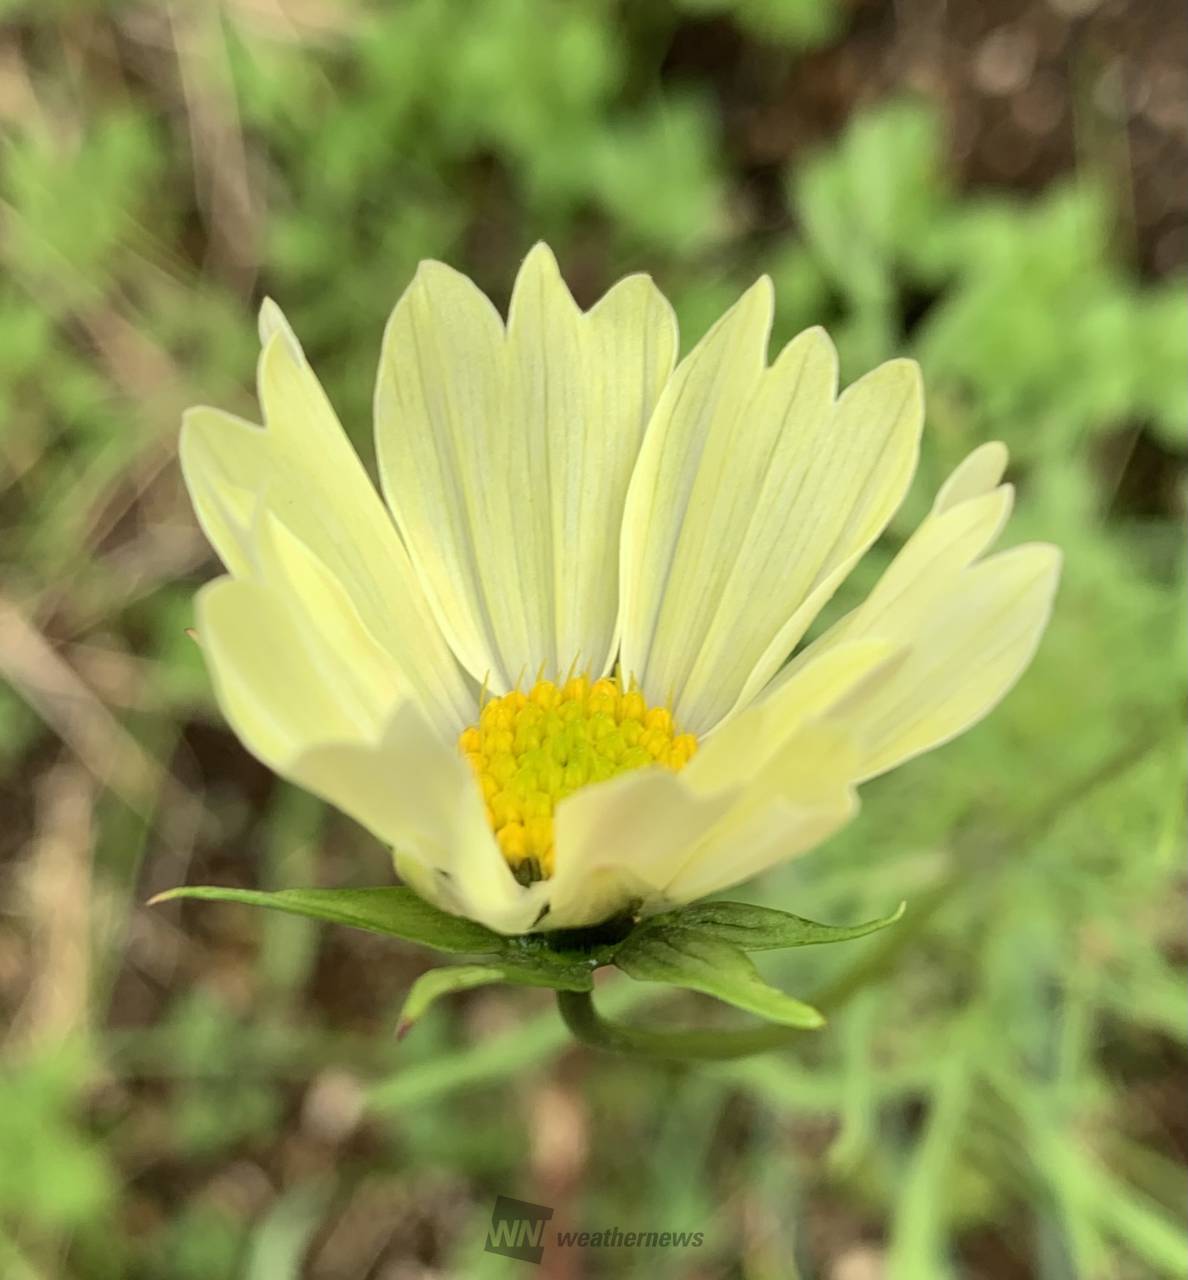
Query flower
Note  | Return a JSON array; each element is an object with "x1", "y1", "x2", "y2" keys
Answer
[{"x1": 180, "y1": 244, "x2": 1059, "y2": 935}]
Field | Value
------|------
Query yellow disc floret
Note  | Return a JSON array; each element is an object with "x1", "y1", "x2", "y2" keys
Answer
[{"x1": 458, "y1": 675, "x2": 698, "y2": 885}]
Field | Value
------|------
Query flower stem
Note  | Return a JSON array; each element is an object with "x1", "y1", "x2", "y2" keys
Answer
[{"x1": 556, "y1": 988, "x2": 808, "y2": 1060}]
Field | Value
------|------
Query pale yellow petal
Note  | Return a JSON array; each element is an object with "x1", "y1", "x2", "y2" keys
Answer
[
  {"x1": 374, "y1": 260, "x2": 509, "y2": 683},
  {"x1": 718, "y1": 357, "x2": 923, "y2": 724},
  {"x1": 619, "y1": 287, "x2": 922, "y2": 732},
  {"x1": 838, "y1": 544, "x2": 1062, "y2": 778},
  {"x1": 689, "y1": 639, "x2": 901, "y2": 792},
  {"x1": 759, "y1": 443, "x2": 1018, "y2": 713},
  {"x1": 746, "y1": 445, "x2": 1059, "y2": 779},
  {"x1": 933, "y1": 440, "x2": 1009, "y2": 513},
  {"x1": 545, "y1": 767, "x2": 738, "y2": 929},
  {"x1": 545, "y1": 725, "x2": 859, "y2": 921},
  {"x1": 549, "y1": 267, "x2": 679, "y2": 669},
  {"x1": 661, "y1": 723, "x2": 861, "y2": 904},
  {"x1": 836, "y1": 486, "x2": 1015, "y2": 643},
  {"x1": 663, "y1": 795, "x2": 856, "y2": 905},
  {"x1": 181, "y1": 309, "x2": 473, "y2": 734},
  {"x1": 251, "y1": 509, "x2": 410, "y2": 731},
  {"x1": 290, "y1": 703, "x2": 546, "y2": 935},
  {"x1": 193, "y1": 593, "x2": 540, "y2": 934},
  {"x1": 256, "y1": 296, "x2": 303, "y2": 363},
  {"x1": 375, "y1": 244, "x2": 676, "y2": 690},
  {"x1": 618, "y1": 277, "x2": 775, "y2": 719},
  {"x1": 504, "y1": 246, "x2": 589, "y2": 674},
  {"x1": 543, "y1": 645, "x2": 882, "y2": 924},
  {"x1": 631, "y1": 446, "x2": 1035, "y2": 904},
  {"x1": 195, "y1": 577, "x2": 365, "y2": 767},
  {"x1": 767, "y1": 487, "x2": 1015, "y2": 707},
  {"x1": 178, "y1": 406, "x2": 262, "y2": 580}
]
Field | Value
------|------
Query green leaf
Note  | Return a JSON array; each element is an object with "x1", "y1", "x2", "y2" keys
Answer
[
  {"x1": 149, "y1": 885, "x2": 503, "y2": 955},
  {"x1": 396, "y1": 958, "x2": 593, "y2": 1040},
  {"x1": 640, "y1": 900, "x2": 906, "y2": 952},
  {"x1": 613, "y1": 930, "x2": 824, "y2": 1029}
]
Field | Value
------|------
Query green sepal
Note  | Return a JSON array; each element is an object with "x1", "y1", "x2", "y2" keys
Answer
[
  {"x1": 497, "y1": 949, "x2": 598, "y2": 992},
  {"x1": 148, "y1": 885, "x2": 503, "y2": 955},
  {"x1": 395, "y1": 952, "x2": 596, "y2": 1036},
  {"x1": 636, "y1": 899, "x2": 907, "y2": 952},
  {"x1": 151, "y1": 885, "x2": 906, "y2": 1044},
  {"x1": 612, "y1": 928, "x2": 825, "y2": 1029},
  {"x1": 150, "y1": 885, "x2": 599, "y2": 1043},
  {"x1": 396, "y1": 965, "x2": 509, "y2": 1038}
]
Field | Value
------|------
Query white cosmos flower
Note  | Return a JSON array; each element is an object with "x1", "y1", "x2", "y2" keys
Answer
[{"x1": 180, "y1": 244, "x2": 1060, "y2": 935}]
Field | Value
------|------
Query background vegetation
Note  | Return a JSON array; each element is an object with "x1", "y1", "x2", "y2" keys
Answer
[{"x1": 1, "y1": 0, "x2": 1184, "y2": 1277}]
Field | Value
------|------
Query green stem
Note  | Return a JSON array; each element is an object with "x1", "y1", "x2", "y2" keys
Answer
[{"x1": 557, "y1": 987, "x2": 804, "y2": 1061}]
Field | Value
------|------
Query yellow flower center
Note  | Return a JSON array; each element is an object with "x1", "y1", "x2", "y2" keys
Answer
[{"x1": 458, "y1": 675, "x2": 698, "y2": 885}]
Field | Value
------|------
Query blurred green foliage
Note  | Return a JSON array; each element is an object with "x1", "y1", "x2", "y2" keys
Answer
[{"x1": 0, "y1": 0, "x2": 1184, "y2": 1277}]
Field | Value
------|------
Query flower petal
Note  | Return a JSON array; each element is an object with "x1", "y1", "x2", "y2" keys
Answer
[
  {"x1": 933, "y1": 440, "x2": 1009, "y2": 513},
  {"x1": 689, "y1": 639, "x2": 902, "y2": 791},
  {"x1": 546, "y1": 768, "x2": 738, "y2": 929},
  {"x1": 619, "y1": 284, "x2": 923, "y2": 733},
  {"x1": 759, "y1": 444, "x2": 1059, "y2": 779},
  {"x1": 549, "y1": 266, "x2": 680, "y2": 671},
  {"x1": 619, "y1": 279, "x2": 774, "y2": 719},
  {"x1": 250, "y1": 509, "x2": 411, "y2": 731},
  {"x1": 180, "y1": 308, "x2": 473, "y2": 735},
  {"x1": 647, "y1": 649, "x2": 886, "y2": 903},
  {"x1": 196, "y1": 576, "x2": 367, "y2": 766},
  {"x1": 545, "y1": 728, "x2": 859, "y2": 919},
  {"x1": 194, "y1": 589, "x2": 540, "y2": 934},
  {"x1": 660, "y1": 722, "x2": 861, "y2": 905},
  {"x1": 375, "y1": 244, "x2": 677, "y2": 690},
  {"x1": 541, "y1": 638, "x2": 896, "y2": 925},
  {"x1": 764, "y1": 475, "x2": 1015, "y2": 700},
  {"x1": 291, "y1": 704, "x2": 547, "y2": 936},
  {"x1": 834, "y1": 543, "x2": 1062, "y2": 779}
]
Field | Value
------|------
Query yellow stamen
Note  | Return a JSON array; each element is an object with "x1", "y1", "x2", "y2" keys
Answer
[{"x1": 458, "y1": 672, "x2": 698, "y2": 880}]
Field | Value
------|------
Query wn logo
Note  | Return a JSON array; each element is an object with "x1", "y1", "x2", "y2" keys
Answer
[{"x1": 484, "y1": 1195, "x2": 555, "y2": 1264}]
